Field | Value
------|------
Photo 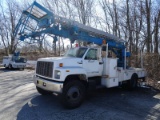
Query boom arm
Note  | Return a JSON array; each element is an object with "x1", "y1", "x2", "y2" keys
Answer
[{"x1": 14, "y1": 1, "x2": 130, "y2": 67}]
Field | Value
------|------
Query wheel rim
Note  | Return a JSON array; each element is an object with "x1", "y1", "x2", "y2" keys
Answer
[{"x1": 67, "y1": 86, "x2": 81, "y2": 102}]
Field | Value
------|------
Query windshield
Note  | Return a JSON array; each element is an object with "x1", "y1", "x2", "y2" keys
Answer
[
  {"x1": 12, "y1": 56, "x2": 27, "y2": 63},
  {"x1": 64, "y1": 48, "x2": 88, "y2": 58}
]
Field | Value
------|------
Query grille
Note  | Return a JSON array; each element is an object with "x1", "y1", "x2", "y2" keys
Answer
[{"x1": 36, "y1": 61, "x2": 53, "y2": 78}]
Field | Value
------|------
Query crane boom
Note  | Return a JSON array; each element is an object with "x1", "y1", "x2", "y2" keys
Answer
[{"x1": 14, "y1": 1, "x2": 130, "y2": 67}]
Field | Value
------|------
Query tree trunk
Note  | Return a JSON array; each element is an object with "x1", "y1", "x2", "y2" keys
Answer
[
  {"x1": 145, "y1": 0, "x2": 151, "y2": 53},
  {"x1": 154, "y1": 11, "x2": 160, "y2": 54}
]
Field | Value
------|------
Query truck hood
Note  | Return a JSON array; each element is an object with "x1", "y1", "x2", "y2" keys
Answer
[{"x1": 38, "y1": 57, "x2": 83, "y2": 68}]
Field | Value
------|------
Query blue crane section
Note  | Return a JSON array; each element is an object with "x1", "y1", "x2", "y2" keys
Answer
[{"x1": 14, "y1": 1, "x2": 130, "y2": 67}]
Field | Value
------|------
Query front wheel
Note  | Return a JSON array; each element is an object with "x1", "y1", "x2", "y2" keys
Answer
[
  {"x1": 36, "y1": 86, "x2": 52, "y2": 95},
  {"x1": 61, "y1": 81, "x2": 86, "y2": 109},
  {"x1": 4, "y1": 64, "x2": 8, "y2": 69}
]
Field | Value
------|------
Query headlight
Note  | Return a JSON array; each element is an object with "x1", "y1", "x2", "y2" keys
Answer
[{"x1": 55, "y1": 70, "x2": 61, "y2": 79}]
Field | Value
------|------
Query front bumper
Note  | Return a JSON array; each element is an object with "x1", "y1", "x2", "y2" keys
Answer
[{"x1": 34, "y1": 75, "x2": 63, "y2": 93}]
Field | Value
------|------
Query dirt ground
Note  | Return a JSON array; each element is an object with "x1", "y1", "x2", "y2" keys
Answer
[{"x1": 0, "y1": 68, "x2": 160, "y2": 120}]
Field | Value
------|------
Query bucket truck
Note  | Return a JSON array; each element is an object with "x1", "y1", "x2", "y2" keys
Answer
[{"x1": 14, "y1": 2, "x2": 146, "y2": 108}]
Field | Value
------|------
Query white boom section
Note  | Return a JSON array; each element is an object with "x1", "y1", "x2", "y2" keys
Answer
[{"x1": 54, "y1": 15, "x2": 125, "y2": 43}]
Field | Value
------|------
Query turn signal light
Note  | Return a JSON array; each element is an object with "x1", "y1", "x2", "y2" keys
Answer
[{"x1": 59, "y1": 63, "x2": 63, "y2": 67}]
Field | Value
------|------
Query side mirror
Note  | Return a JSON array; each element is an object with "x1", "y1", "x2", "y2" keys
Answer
[{"x1": 84, "y1": 56, "x2": 88, "y2": 60}]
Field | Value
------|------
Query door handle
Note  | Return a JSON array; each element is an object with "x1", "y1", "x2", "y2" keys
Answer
[
  {"x1": 99, "y1": 62, "x2": 103, "y2": 64},
  {"x1": 77, "y1": 62, "x2": 83, "y2": 64},
  {"x1": 88, "y1": 60, "x2": 94, "y2": 63}
]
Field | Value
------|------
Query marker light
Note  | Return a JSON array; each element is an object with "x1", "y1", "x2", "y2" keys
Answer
[
  {"x1": 59, "y1": 63, "x2": 63, "y2": 67},
  {"x1": 75, "y1": 43, "x2": 79, "y2": 47}
]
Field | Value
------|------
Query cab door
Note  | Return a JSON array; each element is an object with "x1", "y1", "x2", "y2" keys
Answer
[{"x1": 83, "y1": 48, "x2": 103, "y2": 77}]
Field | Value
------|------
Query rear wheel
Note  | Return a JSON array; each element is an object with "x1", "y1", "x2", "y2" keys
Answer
[
  {"x1": 36, "y1": 86, "x2": 52, "y2": 95},
  {"x1": 128, "y1": 74, "x2": 138, "y2": 89},
  {"x1": 8, "y1": 64, "x2": 12, "y2": 69},
  {"x1": 61, "y1": 80, "x2": 86, "y2": 109}
]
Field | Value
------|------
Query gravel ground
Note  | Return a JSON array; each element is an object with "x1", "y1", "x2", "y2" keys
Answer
[{"x1": 0, "y1": 68, "x2": 160, "y2": 120}]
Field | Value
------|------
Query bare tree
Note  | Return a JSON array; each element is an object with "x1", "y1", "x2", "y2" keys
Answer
[
  {"x1": 0, "y1": 0, "x2": 21, "y2": 55},
  {"x1": 72, "y1": 0, "x2": 94, "y2": 46}
]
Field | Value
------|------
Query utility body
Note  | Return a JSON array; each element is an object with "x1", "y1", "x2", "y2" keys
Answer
[{"x1": 14, "y1": 2, "x2": 146, "y2": 108}]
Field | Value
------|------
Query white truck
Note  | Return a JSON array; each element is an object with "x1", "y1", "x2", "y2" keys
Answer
[
  {"x1": 14, "y1": 1, "x2": 146, "y2": 109},
  {"x1": 34, "y1": 46, "x2": 146, "y2": 108},
  {"x1": 2, "y1": 55, "x2": 27, "y2": 69}
]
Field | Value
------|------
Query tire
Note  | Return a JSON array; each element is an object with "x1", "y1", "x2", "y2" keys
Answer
[
  {"x1": 61, "y1": 80, "x2": 86, "y2": 109},
  {"x1": 8, "y1": 64, "x2": 12, "y2": 69},
  {"x1": 128, "y1": 74, "x2": 138, "y2": 89},
  {"x1": 4, "y1": 64, "x2": 8, "y2": 69},
  {"x1": 36, "y1": 86, "x2": 52, "y2": 95}
]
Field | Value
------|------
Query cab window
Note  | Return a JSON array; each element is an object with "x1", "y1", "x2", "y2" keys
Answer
[{"x1": 85, "y1": 49, "x2": 97, "y2": 60}]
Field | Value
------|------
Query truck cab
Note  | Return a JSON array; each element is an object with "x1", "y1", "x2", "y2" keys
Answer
[
  {"x1": 35, "y1": 47, "x2": 103, "y2": 90},
  {"x1": 64, "y1": 47, "x2": 103, "y2": 77}
]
